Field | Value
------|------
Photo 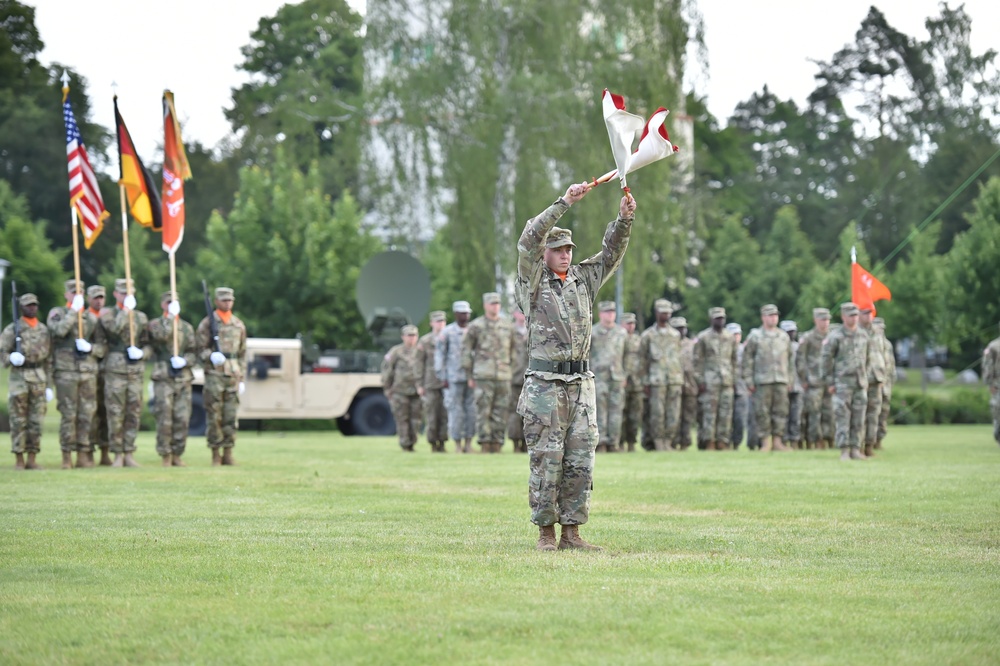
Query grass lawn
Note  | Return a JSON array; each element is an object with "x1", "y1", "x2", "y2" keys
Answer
[{"x1": 1, "y1": 426, "x2": 998, "y2": 665}]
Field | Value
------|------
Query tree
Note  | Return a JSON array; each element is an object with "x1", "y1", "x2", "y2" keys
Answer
[
  {"x1": 878, "y1": 222, "x2": 943, "y2": 345},
  {"x1": 750, "y1": 205, "x2": 816, "y2": 322}
]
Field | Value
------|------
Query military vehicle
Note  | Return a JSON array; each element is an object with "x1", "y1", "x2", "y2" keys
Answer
[{"x1": 184, "y1": 251, "x2": 431, "y2": 436}]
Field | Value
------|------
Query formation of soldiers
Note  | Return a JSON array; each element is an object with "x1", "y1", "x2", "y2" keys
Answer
[{"x1": 1, "y1": 281, "x2": 247, "y2": 470}]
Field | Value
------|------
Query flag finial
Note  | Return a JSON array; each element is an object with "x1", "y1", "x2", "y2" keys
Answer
[
  {"x1": 60, "y1": 70, "x2": 70, "y2": 88},
  {"x1": 851, "y1": 246, "x2": 857, "y2": 263}
]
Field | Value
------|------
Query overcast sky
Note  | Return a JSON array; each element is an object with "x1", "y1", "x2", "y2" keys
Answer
[{"x1": 32, "y1": 0, "x2": 1000, "y2": 163}]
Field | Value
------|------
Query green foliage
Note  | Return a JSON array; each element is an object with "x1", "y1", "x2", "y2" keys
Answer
[
  {"x1": 879, "y1": 222, "x2": 943, "y2": 343},
  {"x1": 95, "y1": 224, "x2": 170, "y2": 319},
  {"x1": 891, "y1": 387, "x2": 992, "y2": 425},
  {"x1": 194, "y1": 150, "x2": 382, "y2": 349}
]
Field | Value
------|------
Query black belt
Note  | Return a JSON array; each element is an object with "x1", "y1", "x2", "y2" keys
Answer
[
  {"x1": 528, "y1": 358, "x2": 589, "y2": 374},
  {"x1": 19, "y1": 362, "x2": 42, "y2": 369}
]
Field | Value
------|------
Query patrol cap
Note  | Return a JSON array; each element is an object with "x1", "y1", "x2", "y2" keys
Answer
[
  {"x1": 779, "y1": 319, "x2": 797, "y2": 332},
  {"x1": 160, "y1": 291, "x2": 174, "y2": 303},
  {"x1": 114, "y1": 278, "x2": 134, "y2": 293},
  {"x1": 621, "y1": 313, "x2": 636, "y2": 324},
  {"x1": 859, "y1": 304, "x2": 873, "y2": 314},
  {"x1": 452, "y1": 300, "x2": 472, "y2": 313},
  {"x1": 873, "y1": 316, "x2": 885, "y2": 326},
  {"x1": 760, "y1": 304, "x2": 779, "y2": 316},
  {"x1": 429, "y1": 310, "x2": 446, "y2": 323},
  {"x1": 709, "y1": 307, "x2": 726, "y2": 320},
  {"x1": 215, "y1": 287, "x2": 235, "y2": 301},
  {"x1": 64, "y1": 279, "x2": 83, "y2": 294},
  {"x1": 669, "y1": 316, "x2": 687, "y2": 329},
  {"x1": 19, "y1": 293, "x2": 39, "y2": 307},
  {"x1": 725, "y1": 322, "x2": 742, "y2": 334},
  {"x1": 87, "y1": 285, "x2": 106, "y2": 299},
  {"x1": 813, "y1": 307, "x2": 831, "y2": 320},
  {"x1": 483, "y1": 292, "x2": 501, "y2": 304},
  {"x1": 598, "y1": 300, "x2": 616, "y2": 312},
  {"x1": 401, "y1": 324, "x2": 418, "y2": 336},
  {"x1": 654, "y1": 298, "x2": 673, "y2": 314},
  {"x1": 840, "y1": 302, "x2": 860, "y2": 315},
  {"x1": 544, "y1": 226, "x2": 576, "y2": 249}
]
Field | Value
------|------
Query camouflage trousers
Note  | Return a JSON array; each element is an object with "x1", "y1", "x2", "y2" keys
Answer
[
  {"x1": 753, "y1": 383, "x2": 789, "y2": 437},
  {"x1": 878, "y1": 387, "x2": 892, "y2": 442},
  {"x1": 8, "y1": 381, "x2": 46, "y2": 454},
  {"x1": 991, "y1": 390, "x2": 1000, "y2": 444},
  {"x1": 864, "y1": 382, "x2": 883, "y2": 446},
  {"x1": 391, "y1": 393, "x2": 421, "y2": 449},
  {"x1": 833, "y1": 385, "x2": 868, "y2": 450},
  {"x1": 746, "y1": 393, "x2": 760, "y2": 449},
  {"x1": 804, "y1": 387, "x2": 834, "y2": 443},
  {"x1": 518, "y1": 377, "x2": 597, "y2": 527},
  {"x1": 55, "y1": 370, "x2": 97, "y2": 453},
  {"x1": 508, "y1": 384, "x2": 525, "y2": 441},
  {"x1": 646, "y1": 385, "x2": 682, "y2": 449},
  {"x1": 205, "y1": 374, "x2": 240, "y2": 450},
  {"x1": 595, "y1": 376, "x2": 624, "y2": 448},
  {"x1": 90, "y1": 372, "x2": 108, "y2": 451},
  {"x1": 622, "y1": 388, "x2": 644, "y2": 446},
  {"x1": 445, "y1": 382, "x2": 476, "y2": 440},
  {"x1": 730, "y1": 393, "x2": 748, "y2": 448},
  {"x1": 699, "y1": 385, "x2": 734, "y2": 445},
  {"x1": 105, "y1": 371, "x2": 144, "y2": 454},
  {"x1": 153, "y1": 379, "x2": 192, "y2": 457},
  {"x1": 675, "y1": 392, "x2": 697, "y2": 449},
  {"x1": 422, "y1": 387, "x2": 448, "y2": 444},
  {"x1": 785, "y1": 391, "x2": 804, "y2": 444},
  {"x1": 474, "y1": 379, "x2": 510, "y2": 445}
]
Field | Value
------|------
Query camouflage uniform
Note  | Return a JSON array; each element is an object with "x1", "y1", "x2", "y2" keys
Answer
[
  {"x1": 984, "y1": 330, "x2": 1000, "y2": 446},
  {"x1": 742, "y1": 309, "x2": 794, "y2": 441},
  {"x1": 877, "y1": 319, "x2": 895, "y2": 446},
  {"x1": 590, "y1": 305, "x2": 627, "y2": 452},
  {"x1": 729, "y1": 326, "x2": 749, "y2": 448},
  {"x1": 382, "y1": 326, "x2": 422, "y2": 451},
  {"x1": 821, "y1": 305, "x2": 870, "y2": 453},
  {"x1": 47, "y1": 281, "x2": 105, "y2": 457},
  {"x1": 148, "y1": 307, "x2": 197, "y2": 459},
  {"x1": 862, "y1": 319, "x2": 887, "y2": 451},
  {"x1": 436, "y1": 310, "x2": 475, "y2": 443},
  {"x1": 639, "y1": 304, "x2": 683, "y2": 451},
  {"x1": 781, "y1": 321, "x2": 804, "y2": 448},
  {"x1": 798, "y1": 311, "x2": 834, "y2": 447},
  {"x1": 514, "y1": 197, "x2": 631, "y2": 529},
  {"x1": 621, "y1": 313, "x2": 644, "y2": 451},
  {"x1": 88, "y1": 291, "x2": 111, "y2": 459},
  {"x1": 196, "y1": 289, "x2": 247, "y2": 454},
  {"x1": 508, "y1": 318, "x2": 529, "y2": 452},
  {"x1": 693, "y1": 313, "x2": 738, "y2": 448},
  {"x1": 100, "y1": 297, "x2": 150, "y2": 455},
  {"x1": 416, "y1": 311, "x2": 448, "y2": 451},
  {"x1": 1, "y1": 296, "x2": 52, "y2": 457},
  {"x1": 674, "y1": 319, "x2": 697, "y2": 450},
  {"x1": 462, "y1": 298, "x2": 515, "y2": 452}
]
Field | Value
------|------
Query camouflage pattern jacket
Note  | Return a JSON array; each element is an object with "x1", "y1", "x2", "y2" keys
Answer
[
  {"x1": 742, "y1": 327, "x2": 793, "y2": 389},
  {"x1": 196, "y1": 312, "x2": 247, "y2": 380},
  {"x1": 624, "y1": 331, "x2": 643, "y2": 391},
  {"x1": 863, "y1": 325, "x2": 887, "y2": 384},
  {"x1": 734, "y1": 344, "x2": 749, "y2": 397},
  {"x1": 47, "y1": 305, "x2": 105, "y2": 374},
  {"x1": 511, "y1": 325, "x2": 529, "y2": 387},
  {"x1": 693, "y1": 327, "x2": 738, "y2": 389},
  {"x1": 884, "y1": 339, "x2": 897, "y2": 396},
  {"x1": 462, "y1": 316, "x2": 516, "y2": 381},
  {"x1": 797, "y1": 327, "x2": 828, "y2": 390},
  {"x1": 680, "y1": 337, "x2": 698, "y2": 396},
  {"x1": 788, "y1": 340, "x2": 803, "y2": 393},
  {"x1": 382, "y1": 344, "x2": 420, "y2": 396},
  {"x1": 638, "y1": 325, "x2": 682, "y2": 386},
  {"x1": 148, "y1": 315, "x2": 198, "y2": 383},
  {"x1": 821, "y1": 325, "x2": 870, "y2": 390},
  {"x1": 1, "y1": 319, "x2": 53, "y2": 388},
  {"x1": 100, "y1": 307, "x2": 151, "y2": 377},
  {"x1": 514, "y1": 199, "x2": 631, "y2": 382},
  {"x1": 435, "y1": 322, "x2": 468, "y2": 384},
  {"x1": 590, "y1": 323, "x2": 627, "y2": 383},
  {"x1": 416, "y1": 331, "x2": 445, "y2": 391},
  {"x1": 982, "y1": 337, "x2": 1000, "y2": 391}
]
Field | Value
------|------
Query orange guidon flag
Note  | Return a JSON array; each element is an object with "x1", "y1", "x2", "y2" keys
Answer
[
  {"x1": 114, "y1": 97, "x2": 162, "y2": 231},
  {"x1": 852, "y1": 261, "x2": 892, "y2": 315},
  {"x1": 161, "y1": 90, "x2": 192, "y2": 254}
]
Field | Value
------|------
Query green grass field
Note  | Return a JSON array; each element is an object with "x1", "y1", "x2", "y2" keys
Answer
[{"x1": 1, "y1": 426, "x2": 998, "y2": 665}]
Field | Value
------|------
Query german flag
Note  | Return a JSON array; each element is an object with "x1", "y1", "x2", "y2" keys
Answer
[{"x1": 115, "y1": 97, "x2": 162, "y2": 231}]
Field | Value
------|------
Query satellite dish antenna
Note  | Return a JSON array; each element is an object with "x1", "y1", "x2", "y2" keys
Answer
[{"x1": 356, "y1": 251, "x2": 431, "y2": 348}]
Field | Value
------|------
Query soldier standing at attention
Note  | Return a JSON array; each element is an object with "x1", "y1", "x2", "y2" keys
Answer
[
  {"x1": 383, "y1": 325, "x2": 422, "y2": 452},
  {"x1": 742, "y1": 305, "x2": 794, "y2": 453},
  {"x1": 874, "y1": 317, "x2": 895, "y2": 450},
  {"x1": 47, "y1": 280, "x2": 105, "y2": 468},
  {"x1": 821, "y1": 302, "x2": 870, "y2": 461},
  {"x1": 148, "y1": 292, "x2": 197, "y2": 467},
  {"x1": 436, "y1": 300, "x2": 474, "y2": 453},
  {"x1": 416, "y1": 310, "x2": 448, "y2": 452},
  {"x1": 727, "y1": 322, "x2": 748, "y2": 449},
  {"x1": 780, "y1": 320, "x2": 804, "y2": 450},
  {"x1": 196, "y1": 287, "x2": 247, "y2": 466},
  {"x1": 621, "y1": 312, "x2": 643, "y2": 453},
  {"x1": 515, "y1": 182, "x2": 635, "y2": 551},
  {"x1": 508, "y1": 308, "x2": 529, "y2": 453},
  {"x1": 984, "y1": 324, "x2": 1000, "y2": 447},
  {"x1": 693, "y1": 308, "x2": 738, "y2": 451},
  {"x1": 1, "y1": 293, "x2": 53, "y2": 470},
  {"x1": 860, "y1": 307, "x2": 887, "y2": 458},
  {"x1": 100, "y1": 279, "x2": 149, "y2": 468},
  {"x1": 87, "y1": 285, "x2": 112, "y2": 465},
  {"x1": 639, "y1": 299, "x2": 683, "y2": 452},
  {"x1": 462, "y1": 292, "x2": 516, "y2": 453},
  {"x1": 798, "y1": 308, "x2": 833, "y2": 450},
  {"x1": 590, "y1": 301, "x2": 627, "y2": 453},
  {"x1": 672, "y1": 316, "x2": 697, "y2": 451}
]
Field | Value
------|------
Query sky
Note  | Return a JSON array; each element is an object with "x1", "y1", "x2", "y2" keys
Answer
[{"x1": 32, "y1": 0, "x2": 1000, "y2": 162}]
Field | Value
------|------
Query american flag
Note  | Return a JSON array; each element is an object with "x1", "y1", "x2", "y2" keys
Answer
[{"x1": 63, "y1": 92, "x2": 108, "y2": 248}]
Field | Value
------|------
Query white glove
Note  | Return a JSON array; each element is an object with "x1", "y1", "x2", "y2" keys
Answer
[
  {"x1": 75, "y1": 338, "x2": 92, "y2": 353},
  {"x1": 45, "y1": 388, "x2": 54, "y2": 403},
  {"x1": 70, "y1": 294, "x2": 85, "y2": 312},
  {"x1": 168, "y1": 300, "x2": 181, "y2": 317},
  {"x1": 170, "y1": 356, "x2": 187, "y2": 370},
  {"x1": 238, "y1": 381, "x2": 246, "y2": 396},
  {"x1": 210, "y1": 351, "x2": 226, "y2": 366},
  {"x1": 9, "y1": 351, "x2": 25, "y2": 367},
  {"x1": 126, "y1": 346, "x2": 144, "y2": 361},
  {"x1": 123, "y1": 294, "x2": 137, "y2": 311}
]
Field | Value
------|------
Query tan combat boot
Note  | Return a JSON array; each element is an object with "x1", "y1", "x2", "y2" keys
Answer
[
  {"x1": 78, "y1": 450, "x2": 95, "y2": 468},
  {"x1": 61, "y1": 451, "x2": 73, "y2": 469},
  {"x1": 864, "y1": 443, "x2": 874, "y2": 458},
  {"x1": 161, "y1": 455, "x2": 172, "y2": 467},
  {"x1": 772, "y1": 436, "x2": 791, "y2": 452},
  {"x1": 558, "y1": 525, "x2": 602, "y2": 551},
  {"x1": 595, "y1": 443, "x2": 606, "y2": 453},
  {"x1": 123, "y1": 452, "x2": 141, "y2": 467},
  {"x1": 840, "y1": 448, "x2": 851, "y2": 461},
  {"x1": 627, "y1": 442, "x2": 635, "y2": 452},
  {"x1": 221, "y1": 448, "x2": 237, "y2": 466},
  {"x1": 112, "y1": 453, "x2": 125, "y2": 468},
  {"x1": 14, "y1": 453, "x2": 25, "y2": 470},
  {"x1": 760, "y1": 437, "x2": 773, "y2": 452},
  {"x1": 211, "y1": 449, "x2": 222, "y2": 466},
  {"x1": 171, "y1": 454, "x2": 187, "y2": 467},
  {"x1": 98, "y1": 446, "x2": 112, "y2": 466},
  {"x1": 850, "y1": 447, "x2": 867, "y2": 461},
  {"x1": 536, "y1": 525, "x2": 557, "y2": 551},
  {"x1": 25, "y1": 452, "x2": 42, "y2": 470},
  {"x1": 463, "y1": 439, "x2": 472, "y2": 454},
  {"x1": 874, "y1": 440, "x2": 883, "y2": 450}
]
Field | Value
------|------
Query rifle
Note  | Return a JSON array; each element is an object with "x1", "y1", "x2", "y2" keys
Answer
[
  {"x1": 202, "y1": 280, "x2": 220, "y2": 353},
  {"x1": 11, "y1": 281, "x2": 21, "y2": 355}
]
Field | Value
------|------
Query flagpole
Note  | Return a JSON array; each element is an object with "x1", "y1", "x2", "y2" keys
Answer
[
  {"x1": 70, "y1": 206, "x2": 84, "y2": 339},
  {"x1": 169, "y1": 251, "x2": 179, "y2": 357},
  {"x1": 119, "y1": 184, "x2": 135, "y2": 347}
]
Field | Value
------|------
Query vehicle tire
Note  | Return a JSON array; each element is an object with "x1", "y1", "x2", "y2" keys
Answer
[
  {"x1": 188, "y1": 389, "x2": 207, "y2": 437},
  {"x1": 349, "y1": 392, "x2": 396, "y2": 437},
  {"x1": 336, "y1": 416, "x2": 355, "y2": 436}
]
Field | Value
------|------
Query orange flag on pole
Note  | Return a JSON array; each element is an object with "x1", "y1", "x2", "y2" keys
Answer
[
  {"x1": 851, "y1": 248, "x2": 891, "y2": 315},
  {"x1": 161, "y1": 91, "x2": 191, "y2": 254}
]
